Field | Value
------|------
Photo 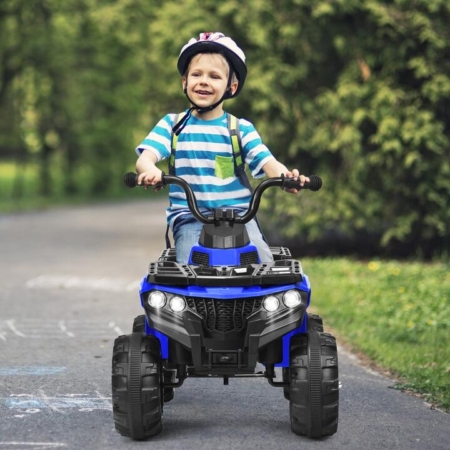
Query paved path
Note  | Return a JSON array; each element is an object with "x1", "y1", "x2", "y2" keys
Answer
[{"x1": 0, "y1": 200, "x2": 449, "y2": 450}]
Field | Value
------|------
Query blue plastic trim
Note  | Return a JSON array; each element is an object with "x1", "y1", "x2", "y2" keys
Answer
[
  {"x1": 302, "y1": 273, "x2": 311, "y2": 307},
  {"x1": 189, "y1": 243, "x2": 260, "y2": 266}
]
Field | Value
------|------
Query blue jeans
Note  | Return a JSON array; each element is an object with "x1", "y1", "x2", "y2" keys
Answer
[{"x1": 172, "y1": 214, "x2": 274, "y2": 264}]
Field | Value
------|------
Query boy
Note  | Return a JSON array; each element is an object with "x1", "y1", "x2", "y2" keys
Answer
[{"x1": 135, "y1": 32, "x2": 309, "y2": 264}]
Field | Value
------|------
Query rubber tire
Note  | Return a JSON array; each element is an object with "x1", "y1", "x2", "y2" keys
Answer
[
  {"x1": 132, "y1": 316, "x2": 174, "y2": 403},
  {"x1": 307, "y1": 314, "x2": 324, "y2": 332},
  {"x1": 283, "y1": 314, "x2": 324, "y2": 401},
  {"x1": 283, "y1": 368, "x2": 290, "y2": 400},
  {"x1": 112, "y1": 333, "x2": 163, "y2": 440},
  {"x1": 163, "y1": 369, "x2": 175, "y2": 403},
  {"x1": 131, "y1": 316, "x2": 174, "y2": 403},
  {"x1": 132, "y1": 315, "x2": 145, "y2": 333},
  {"x1": 289, "y1": 331, "x2": 339, "y2": 438}
]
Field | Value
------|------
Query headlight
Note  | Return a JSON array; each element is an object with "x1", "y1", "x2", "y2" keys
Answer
[
  {"x1": 148, "y1": 291, "x2": 166, "y2": 309},
  {"x1": 263, "y1": 295, "x2": 280, "y2": 312},
  {"x1": 283, "y1": 290, "x2": 302, "y2": 308},
  {"x1": 169, "y1": 296, "x2": 186, "y2": 312}
]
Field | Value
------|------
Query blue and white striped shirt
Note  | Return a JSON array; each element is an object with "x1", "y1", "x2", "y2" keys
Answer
[{"x1": 136, "y1": 111, "x2": 274, "y2": 226}]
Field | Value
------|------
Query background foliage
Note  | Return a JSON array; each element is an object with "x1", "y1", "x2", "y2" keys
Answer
[{"x1": 1, "y1": 0, "x2": 450, "y2": 258}]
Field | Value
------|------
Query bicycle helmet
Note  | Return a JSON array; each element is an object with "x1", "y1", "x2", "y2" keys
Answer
[
  {"x1": 172, "y1": 32, "x2": 247, "y2": 136},
  {"x1": 178, "y1": 32, "x2": 247, "y2": 97}
]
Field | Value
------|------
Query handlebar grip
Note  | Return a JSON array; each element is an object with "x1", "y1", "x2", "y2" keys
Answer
[
  {"x1": 304, "y1": 175, "x2": 322, "y2": 191},
  {"x1": 282, "y1": 175, "x2": 322, "y2": 192},
  {"x1": 124, "y1": 172, "x2": 139, "y2": 188},
  {"x1": 124, "y1": 172, "x2": 165, "y2": 189}
]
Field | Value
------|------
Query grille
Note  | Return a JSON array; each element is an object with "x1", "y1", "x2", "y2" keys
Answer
[
  {"x1": 191, "y1": 251, "x2": 210, "y2": 266},
  {"x1": 186, "y1": 297, "x2": 263, "y2": 333},
  {"x1": 240, "y1": 251, "x2": 259, "y2": 265}
]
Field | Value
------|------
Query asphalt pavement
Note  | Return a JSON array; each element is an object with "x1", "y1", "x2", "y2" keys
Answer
[{"x1": 0, "y1": 199, "x2": 449, "y2": 450}]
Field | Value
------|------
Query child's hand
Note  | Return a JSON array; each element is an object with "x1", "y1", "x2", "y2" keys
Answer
[
  {"x1": 137, "y1": 169, "x2": 163, "y2": 191},
  {"x1": 285, "y1": 169, "x2": 310, "y2": 194}
]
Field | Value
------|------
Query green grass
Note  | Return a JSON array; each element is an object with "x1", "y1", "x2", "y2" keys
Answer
[{"x1": 302, "y1": 257, "x2": 450, "y2": 411}]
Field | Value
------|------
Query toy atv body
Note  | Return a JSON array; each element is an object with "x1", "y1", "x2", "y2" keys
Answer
[{"x1": 112, "y1": 173, "x2": 339, "y2": 440}]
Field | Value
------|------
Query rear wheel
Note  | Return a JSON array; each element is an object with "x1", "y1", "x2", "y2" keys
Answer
[
  {"x1": 283, "y1": 368, "x2": 290, "y2": 400},
  {"x1": 163, "y1": 369, "x2": 175, "y2": 402},
  {"x1": 132, "y1": 315, "x2": 145, "y2": 333},
  {"x1": 112, "y1": 333, "x2": 163, "y2": 439},
  {"x1": 307, "y1": 314, "x2": 324, "y2": 332},
  {"x1": 289, "y1": 330, "x2": 339, "y2": 438}
]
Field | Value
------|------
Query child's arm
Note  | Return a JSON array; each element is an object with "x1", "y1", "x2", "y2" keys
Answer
[
  {"x1": 136, "y1": 150, "x2": 163, "y2": 189},
  {"x1": 262, "y1": 159, "x2": 309, "y2": 194}
]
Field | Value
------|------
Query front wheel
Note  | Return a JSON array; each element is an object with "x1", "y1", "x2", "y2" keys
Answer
[
  {"x1": 112, "y1": 333, "x2": 163, "y2": 439},
  {"x1": 284, "y1": 314, "x2": 324, "y2": 402},
  {"x1": 289, "y1": 331, "x2": 339, "y2": 438}
]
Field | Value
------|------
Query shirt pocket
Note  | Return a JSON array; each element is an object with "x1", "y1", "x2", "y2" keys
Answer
[{"x1": 215, "y1": 155, "x2": 235, "y2": 179}]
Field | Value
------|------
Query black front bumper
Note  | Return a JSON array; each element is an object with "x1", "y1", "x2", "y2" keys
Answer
[{"x1": 145, "y1": 299, "x2": 307, "y2": 375}]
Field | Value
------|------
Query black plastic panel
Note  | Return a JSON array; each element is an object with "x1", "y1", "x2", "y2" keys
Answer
[{"x1": 148, "y1": 248, "x2": 303, "y2": 287}]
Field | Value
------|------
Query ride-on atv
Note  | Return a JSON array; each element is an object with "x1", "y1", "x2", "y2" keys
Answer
[{"x1": 112, "y1": 172, "x2": 339, "y2": 440}]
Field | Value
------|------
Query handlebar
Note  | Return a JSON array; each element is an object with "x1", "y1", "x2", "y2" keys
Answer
[{"x1": 124, "y1": 172, "x2": 322, "y2": 225}]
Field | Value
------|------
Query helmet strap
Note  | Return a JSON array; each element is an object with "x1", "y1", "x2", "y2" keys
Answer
[{"x1": 172, "y1": 106, "x2": 195, "y2": 136}]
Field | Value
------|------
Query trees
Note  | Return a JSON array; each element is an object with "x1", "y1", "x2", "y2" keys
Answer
[
  {"x1": 243, "y1": 0, "x2": 450, "y2": 258},
  {"x1": 1, "y1": 0, "x2": 449, "y2": 257},
  {"x1": 0, "y1": 0, "x2": 156, "y2": 197}
]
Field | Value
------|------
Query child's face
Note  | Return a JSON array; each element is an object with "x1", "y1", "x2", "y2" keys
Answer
[{"x1": 182, "y1": 53, "x2": 238, "y2": 112}]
